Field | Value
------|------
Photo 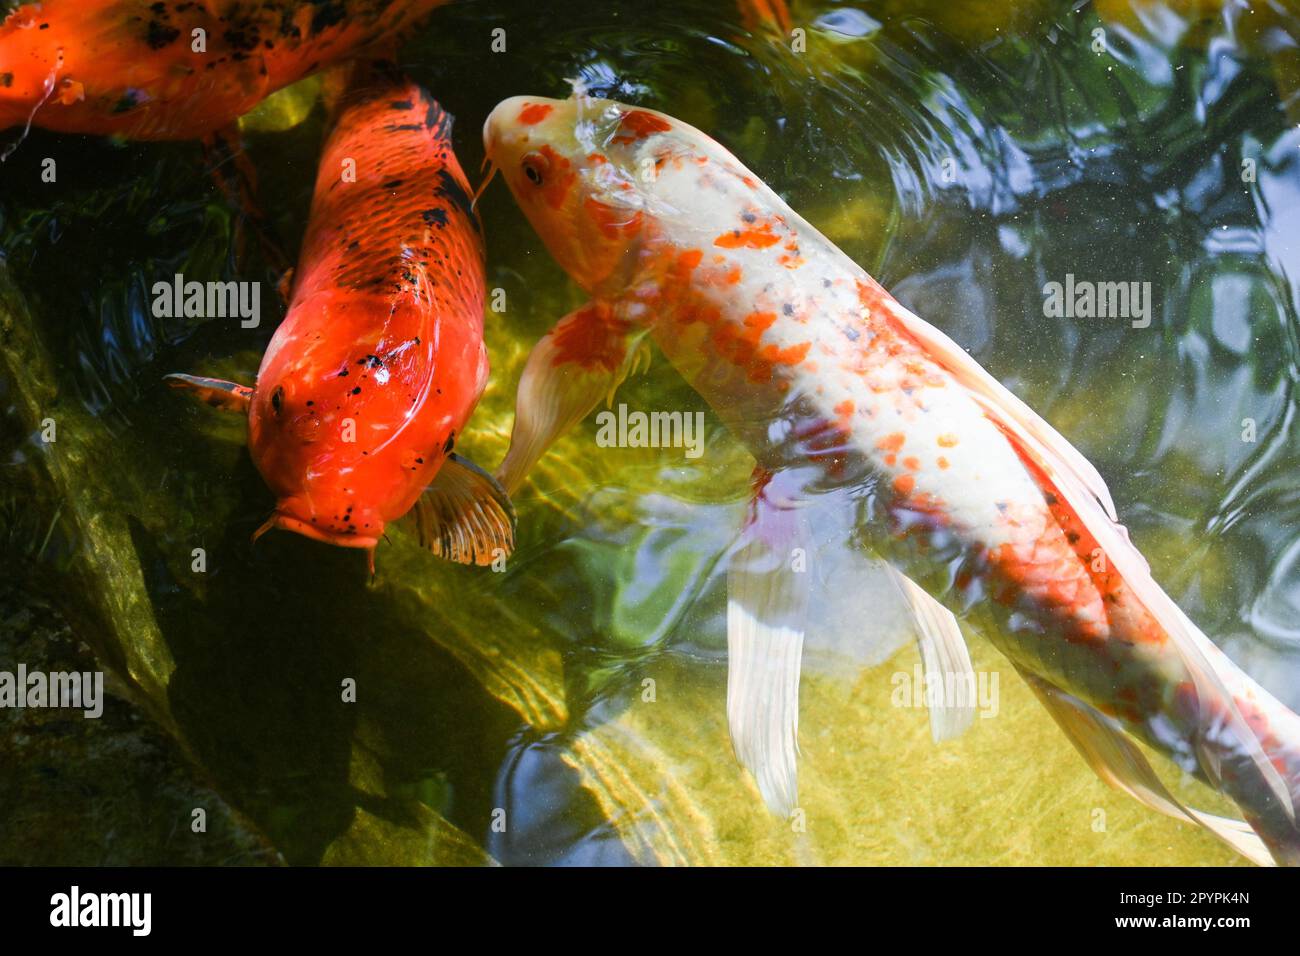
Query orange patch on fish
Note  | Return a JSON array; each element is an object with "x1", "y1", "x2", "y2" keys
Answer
[
  {"x1": 714, "y1": 221, "x2": 780, "y2": 249},
  {"x1": 937, "y1": 433, "x2": 959, "y2": 447},
  {"x1": 551, "y1": 302, "x2": 630, "y2": 372},
  {"x1": 584, "y1": 196, "x2": 644, "y2": 240},
  {"x1": 518, "y1": 102, "x2": 554, "y2": 125},
  {"x1": 876, "y1": 432, "x2": 906, "y2": 453},
  {"x1": 892, "y1": 474, "x2": 916, "y2": 496},
  {"x1": 537, "y1": 144, "x2": 575, "y2": 210},
  {"x1": 612, "y1": 109, "x2": 672, "y2": 145},
  {"x1": 675, "y1": 248, "x2": 704, "y2": 273}
]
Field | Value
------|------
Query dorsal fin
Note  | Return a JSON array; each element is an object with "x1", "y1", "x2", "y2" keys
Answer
[{"x1": 882, "y1": 296, "x2": 1117, "y2": 520}]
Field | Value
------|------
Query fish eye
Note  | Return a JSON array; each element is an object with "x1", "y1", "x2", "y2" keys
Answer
[
  {"x1": 270, "y1": 386, "x2": 284, "y2": 415},
  {"x1": 522, "y1": 152, "x2": 548, "y2": 186}
]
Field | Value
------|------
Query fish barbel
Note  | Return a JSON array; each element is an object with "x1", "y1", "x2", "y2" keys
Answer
[{"x1": 481, "y1": 92, "x2": 1300, "y2": 865}]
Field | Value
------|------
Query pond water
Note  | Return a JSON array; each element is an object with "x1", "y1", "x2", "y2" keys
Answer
[{"x1": 1, "y1": 0, "x2": 1298, "y2": 865}]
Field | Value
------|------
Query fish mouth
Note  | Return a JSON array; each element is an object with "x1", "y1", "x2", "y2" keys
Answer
[{"x1": 252, "y1": 512, "x2": 380, "y2": 550}]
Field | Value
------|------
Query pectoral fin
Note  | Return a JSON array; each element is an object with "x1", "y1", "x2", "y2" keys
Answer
[
  {"x1": 496, "y1": 300, "x2": 649, "y2": 494},
  {"x1": 165, "y1": 373, "x2": 253, "y2": 413},
  {"x1": 407, "y1": 453, "x2": 516, "y2": 566},
  {"x1": 884, "y1": 565, "x2": 975, "y2": 743},
  {"x1": 1017, "y1": 666, "x2": 1274, "y2": 867},
  {"x1": 726, "y1": 469, "x2": 810, "y2": 817}
]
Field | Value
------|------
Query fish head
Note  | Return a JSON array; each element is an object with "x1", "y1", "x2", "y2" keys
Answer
[
  {"x1": 485, "y1": 93, "x2": 698, "y2": 295},
  {"x1": 247, "y1": 367, "x2": 387, "y2": 550},
  {"x1": 245, "y1": 298, "x2": 453, "y2": 551}
]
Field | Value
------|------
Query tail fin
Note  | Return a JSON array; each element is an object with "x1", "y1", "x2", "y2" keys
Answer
[
  {"x1": 881, "y1": 293, "x2": 1300, "y2": 863},
  {"x1": 1182, "y1": 624, "x2": 1300, "y2": 864},
  {"x1": 1018, "y1": 667, "x2": 1276, "y2": 866}
]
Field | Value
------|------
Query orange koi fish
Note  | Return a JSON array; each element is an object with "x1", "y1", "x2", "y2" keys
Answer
[
  {"x1": 481, "y1": 92, "x2": 1300, "y2": 865},
  {"x1": 169, "y1": 62, "x2": 512, "y2": 572},
  {"x1": 0, "y1": 0, "x2": 787, "y2": 144},
  {"x1": 0, "y1": 0, "x2": 446, "y2": 142}
]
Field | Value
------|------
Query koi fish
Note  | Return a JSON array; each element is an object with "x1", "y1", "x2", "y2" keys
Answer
[
  {"x1": 0, "y1": 0, "x2": 786, "y2": 144},
  {"x1": 481, "y1": 93, "x2": 1300, "y2": 865},
  {"x1": 168, "y1": 62, "x2": 512, "y2": 573},
  {"x1": 0, "y1": 0, "x2": 446, "y2": 142}
]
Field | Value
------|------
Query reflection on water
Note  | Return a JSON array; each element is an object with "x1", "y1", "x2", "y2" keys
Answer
[{"x1": 1, "y1": 0, "x2": 1298, "y2": 864}]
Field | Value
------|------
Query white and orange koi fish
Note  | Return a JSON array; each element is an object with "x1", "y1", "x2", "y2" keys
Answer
[{"x1": 481, "y1": 93, "x2": 1300, "y2": 865}]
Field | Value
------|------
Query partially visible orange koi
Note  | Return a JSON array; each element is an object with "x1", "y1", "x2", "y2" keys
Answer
[
  {"x1": 0, "y1": 0, "x2": 790, "y2": 146},
  {"x1": 169, "y1": 61, "x2": 511, "y2": 573},
  {"x1": 0, "y1": 1, "x2": 446, "y2": 142}
]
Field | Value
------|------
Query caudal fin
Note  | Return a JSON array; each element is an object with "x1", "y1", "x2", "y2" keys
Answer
[{"x1": 882, "y1": 293, "x2": 1300, "y2": 864}]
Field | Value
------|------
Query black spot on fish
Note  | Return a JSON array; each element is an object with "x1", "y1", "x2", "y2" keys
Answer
[
  {"x1": 277, "y1": 6, "x2": 302, "y2": 39},
  {"x1": 424, "y1": 101, "x2": 452, "y2": 137},
  {"x1": 742, "y1": 211, "x2": 756, "y2": 223},
  {"x1": 224, "y1": 26, "x2": 261, "y2": 51},
  {"x1": 382, "y1": 179, "x2": 403, "y2": 189},
  {"x1": 442, "y1": 432, "x2": 455, "y2": 455},
  {"x1": 1044, "y1": 492, "x2": 1059, "y2": 506},
  {"x1": 390, "y1": 100, "x2": 414, "y2": 110},
  {"x1": 0, "y1": 74, "x2": 11, "y2": 88},
  {"x1": 422, "y1": 208, "x2": 448, "y2": 228},
  {"x1": 434, "y1": 169, "x2": 478, "y2": 232},
  {"x1": 145, "y1": 20, "x2": 181, "y2": 48},
  {"x1": 308, "y1": 0, "x2": 347, "y2": 35},
  {"x1": 112, "y1": 90, "x2": 143, "y2": 114},
  {"x1": 337, "y1": 366, "x2": 349, "y2": 377},
  {"x1": 385, "y1": 123, "x2": 423, "y2": 132},
  {"x1": 782, "y1": 303, "x2": 794, "y2": 316},
  {"x1": 351, "y1": 386, "x2": 361, "y2": 395}
]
